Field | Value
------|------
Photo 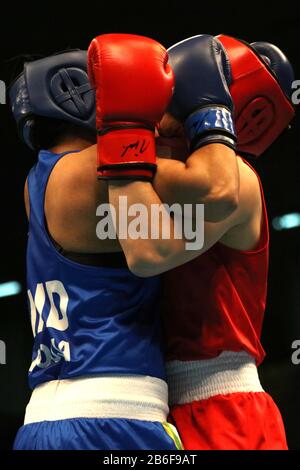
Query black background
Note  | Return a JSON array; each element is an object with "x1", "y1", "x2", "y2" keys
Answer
[{"x1": 0, "y1": 1, "x2": 299, "y2": 450}]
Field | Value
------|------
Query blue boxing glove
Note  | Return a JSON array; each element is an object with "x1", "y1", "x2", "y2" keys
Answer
[{"x1": 167, "y1": 34, "x2": 236, "y2": 152}]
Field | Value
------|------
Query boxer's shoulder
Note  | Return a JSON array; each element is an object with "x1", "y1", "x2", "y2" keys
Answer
[{"x1": 44, "y1": 145, "x2": 111, "y2": 252}]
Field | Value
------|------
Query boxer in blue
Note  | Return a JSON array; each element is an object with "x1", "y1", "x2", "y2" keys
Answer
[{"x1": 10, "y1": 48, "x2": 182, "y2": 450}]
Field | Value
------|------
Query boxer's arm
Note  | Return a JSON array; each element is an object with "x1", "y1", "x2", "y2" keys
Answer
[
  {"x1": 109, "y1": 158, "x2": 260, "y2": 277},
  {"x1": 151, "y1": 33, "x2": 242, "y2": 223}
]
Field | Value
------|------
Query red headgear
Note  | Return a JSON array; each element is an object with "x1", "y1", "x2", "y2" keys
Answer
[{"x1": 217, "y1": 34, "x2": 295, "y2": 157}]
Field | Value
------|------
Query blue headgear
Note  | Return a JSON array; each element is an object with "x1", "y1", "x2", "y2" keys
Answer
[{"x1": 9, "y1": 50, "x2": 96, "y2": 149}]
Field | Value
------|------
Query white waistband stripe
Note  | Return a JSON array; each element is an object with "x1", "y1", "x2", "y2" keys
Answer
[
  {"x1": 24, "y1": 375, "x2": 169, "y2": 425},
  {"x1": 166, "y1": 351, "x2": 264, "y2": 406}
]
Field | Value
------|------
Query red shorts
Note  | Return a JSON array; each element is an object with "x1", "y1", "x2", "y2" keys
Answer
[{"x1": 168, "y1": 391, "x2": 288, "y2": 450}]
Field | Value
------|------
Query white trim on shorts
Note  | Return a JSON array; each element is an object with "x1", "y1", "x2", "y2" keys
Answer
[
  {"x1": 166, "y1": 351, "x2": 264, "y2": 406},
  {"x1": 24, "y1": 375, "x2": 169, "y2": 425}
]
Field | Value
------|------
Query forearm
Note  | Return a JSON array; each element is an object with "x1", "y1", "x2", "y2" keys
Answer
[
  {"x1": 108, "y1": 182, "x2": 203, "y2": 277},
  {"x1": 154, "y1": 143, "x2": 240, "y2": 222}
]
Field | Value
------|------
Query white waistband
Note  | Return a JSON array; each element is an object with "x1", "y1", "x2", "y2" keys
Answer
[
  {"x1": 166, "y1": 351, "x2": 264, "y2": 406},
  {"x1": 24, "y1": 375, "x2": 169, "y2": 425}
]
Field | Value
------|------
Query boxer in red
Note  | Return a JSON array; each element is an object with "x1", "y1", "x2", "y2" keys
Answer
[{"x1": 105, "y1": 35, "x2": 295, "y2": 449}]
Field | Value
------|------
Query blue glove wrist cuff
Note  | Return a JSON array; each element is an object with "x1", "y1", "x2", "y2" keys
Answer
[{"x1": 185, "y1": 106, "x2": 236, "y2": 149}]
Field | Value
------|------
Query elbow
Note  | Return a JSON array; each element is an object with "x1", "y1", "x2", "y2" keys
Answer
[
  {"x1": 204, "y1": 186, "x2": 239, "y2": 222},
  {"x1": 219, "y1": 188, "x2": 239, "y2": 217},
  {"x1": 129, "y1": 260, "x2": 160, "y2": 278},
  {"x1": 126, "y1": 251, "x2": 164, "y2": 278},
  {"x1": 126, "y1": 241, "x2": 180, "y2": 278}
]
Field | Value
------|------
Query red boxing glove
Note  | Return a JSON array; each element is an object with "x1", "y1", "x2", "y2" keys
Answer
[{"x1": 88, "y1": 33, "x2": 174, "y2": 180}]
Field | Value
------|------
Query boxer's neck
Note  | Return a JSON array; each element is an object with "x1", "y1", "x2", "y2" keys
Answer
[{"x1": 50, "y1": 136, "x2": 95, "y2": 154}]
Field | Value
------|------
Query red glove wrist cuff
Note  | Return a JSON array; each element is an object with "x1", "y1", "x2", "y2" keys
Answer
[{"x1": 97, "y1": 128, "x2": 157, "y2": 181}]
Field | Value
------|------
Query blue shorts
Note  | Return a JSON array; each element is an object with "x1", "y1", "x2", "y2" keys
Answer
[{"x1": 13, "y1": 418, "x2": 182, "y2": 450}]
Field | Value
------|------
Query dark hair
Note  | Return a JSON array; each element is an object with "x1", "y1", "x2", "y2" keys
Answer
[
  {"x1": 7, "y1": 51, "x2": 96, "y2": 150},
  {"x1": 29, "y1": 116, "x2": 96, "y2": 150}
]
